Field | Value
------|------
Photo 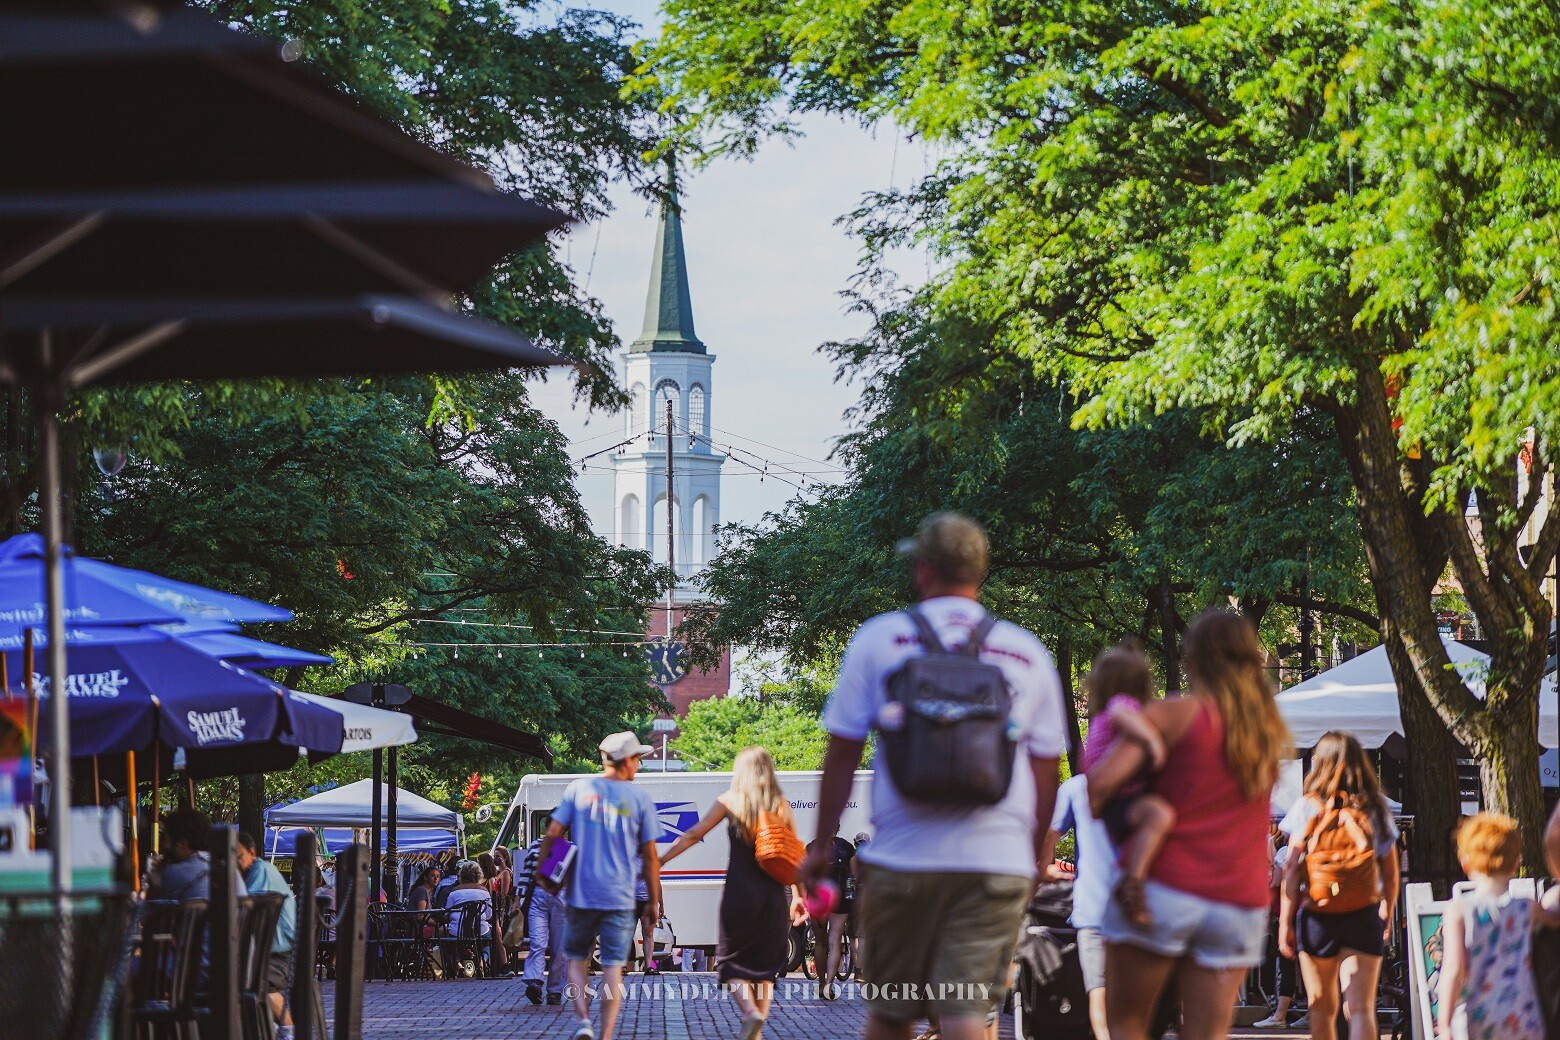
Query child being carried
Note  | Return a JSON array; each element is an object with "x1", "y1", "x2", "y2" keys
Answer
[{"x1": 1082, "y1": 640, "x2": 1177, "y2": 927}]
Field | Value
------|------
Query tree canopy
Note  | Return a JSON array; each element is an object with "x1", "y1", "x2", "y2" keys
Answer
[
  {"x1": 0, "y1": 0, "x2": 677, "y2": 831},
  {"x1": 649, "y1": 0, "x2": 1560, "y2": 868},
  {"x1": 674, "y1": 696, "x2": 829, "y2": 771}
]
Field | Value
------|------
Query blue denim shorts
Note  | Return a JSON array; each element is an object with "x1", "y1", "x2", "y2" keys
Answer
[
  {"x1": 564, "y1": 906, "x2": 637, "y2": 967},
  {"x1": 1100, "y1": 880, "x2": 1266, "y2": 970}
]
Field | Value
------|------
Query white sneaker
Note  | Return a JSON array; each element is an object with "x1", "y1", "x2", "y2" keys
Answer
[
  {"x1": 572, "y1": 1021, "x2": 595, "y2": 1040},
  {"x1": 1252, "y1": 1015, "x2": 1286, "y2": 1028},
  {"x1": 1292, "y1": 1014, "x2": 1310, "y2": 1029},
  {"x1": 739, "y1": 1012, "x2": 766, "y2": 1040}
]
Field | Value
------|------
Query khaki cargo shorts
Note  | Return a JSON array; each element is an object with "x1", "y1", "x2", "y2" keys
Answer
[{"x1": 856, "y1": 861, "x2": 1031, "y2": 1023}]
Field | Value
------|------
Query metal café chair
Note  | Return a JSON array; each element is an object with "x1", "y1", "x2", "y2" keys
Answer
[
  {"x1": 236, "y1": 893, "x2": 286, "y2": 1040},
  {"x1": 130, "y1": 899, "x2": 207, "y2": 1040},
  {"x1": 314, "y1": 902, "x2": 338, "y2": 981},
  {"x1": 448, "y1": 901, "x2": 492, "y2": 979}
]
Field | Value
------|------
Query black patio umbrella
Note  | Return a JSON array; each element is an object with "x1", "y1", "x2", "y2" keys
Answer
[
  {"x1": 0, "y1": 181, "x2": 570, "y2": 300},
  {"x1": 0, "y1": 7, "x2": 490, "y2": 193},
  {"x1": 1, "y1": 3, "x2": 583, "y2": 898},
  {"x1": 0, "y1": 296, "x2": 573, "y2": 385}
]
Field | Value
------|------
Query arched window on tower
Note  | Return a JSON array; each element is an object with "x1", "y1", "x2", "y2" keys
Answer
[
  {"x1": 629, "y1": 383, "x2": 647, "y2": 437},
  {"x1": 653, "y1": 379, "x2": 680, "y2": 439},
  {"x1": 688, "y1": 384, "x2": 706, "y2": 441},
  {"x1": 692, "y1": 495, "x2": 711, "y2": 566},
  {"x1": 620, "y1": 494, "x2": 641, "y2": 551}
]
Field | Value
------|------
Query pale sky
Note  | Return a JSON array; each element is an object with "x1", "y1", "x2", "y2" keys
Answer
[{"x1": 528, "y1": 1, "x2": 925, "y2": 540}]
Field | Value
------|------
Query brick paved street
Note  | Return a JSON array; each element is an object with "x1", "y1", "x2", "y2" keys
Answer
[
  {"x1": 332, "y1": 972, "x2": 1327, "y2": 1039},
  {"x1": 332, "y1": 972, "x2": 1020, "y2": 1040}
]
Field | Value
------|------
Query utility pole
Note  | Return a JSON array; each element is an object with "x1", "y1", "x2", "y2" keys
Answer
[{"x1": 666, "y1": 396, "x2": 675, "y2": 639}]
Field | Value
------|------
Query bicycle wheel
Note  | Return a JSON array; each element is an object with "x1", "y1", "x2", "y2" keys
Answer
[
  {"x1": 834, "y1": 935, "x2": 852, "y2": 981},
  {"x1": 786, "y1": 925, "x2": 809, "y2": 976}
]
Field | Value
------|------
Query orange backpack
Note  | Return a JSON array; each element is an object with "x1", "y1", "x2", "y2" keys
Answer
[{"x1": 1302, "y1": 797, "x2": 1381, "y2": 914}]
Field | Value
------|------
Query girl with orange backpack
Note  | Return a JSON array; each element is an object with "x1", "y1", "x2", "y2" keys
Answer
[{"x1": 1277, "y1": 731, "x2": 1401, "y2": 1040}]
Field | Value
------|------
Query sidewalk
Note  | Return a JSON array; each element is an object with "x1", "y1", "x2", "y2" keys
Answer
[
  {"x1": 336, "y1": 972, "x2": 1328, "y2": 1039},
  {"x1": 336, "y1": 972, "x2": 1019, "y2": 1040}
]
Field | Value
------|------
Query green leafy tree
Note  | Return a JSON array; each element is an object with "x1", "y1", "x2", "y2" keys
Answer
[
  {"x1": 674, "y1": 697, "x2": 830, "y2": 771},
  {"x1": 647, "y1": 0, "x2": 1560, "y2": 872},
  {"x1": 686, "y1": 306, "x2": 1373, "y2": 694},
  {"x1": 0, "y1": 0, "x2": 678, "y2": 835}
]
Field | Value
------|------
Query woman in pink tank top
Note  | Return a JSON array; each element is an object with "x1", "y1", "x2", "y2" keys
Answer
[{"x1": 1086, "y1": 610, "x2": 1289, "y2": 1040}]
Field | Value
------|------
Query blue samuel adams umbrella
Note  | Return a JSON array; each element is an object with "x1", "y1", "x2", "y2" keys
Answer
[
  {"x1": 0, "y1": 533, "x2": 290, "y2": 643},
  {"x1": 177, "y1": 630, "x2": 333, "y2": 671},
  {"x1": 4, "y1": 627, "x2": 297, "y2": 758}
]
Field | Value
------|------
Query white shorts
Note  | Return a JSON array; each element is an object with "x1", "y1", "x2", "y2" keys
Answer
[{"x1": 1099, "y1": 880, "x2": 1266, "y2": 970}]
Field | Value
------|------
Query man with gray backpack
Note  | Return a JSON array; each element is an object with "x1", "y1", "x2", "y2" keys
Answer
[{"x1": 802, "y1": 512, "x2": 1066, "y2": 1040}]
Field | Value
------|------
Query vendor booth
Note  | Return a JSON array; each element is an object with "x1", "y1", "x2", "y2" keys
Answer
[
  {"x1": 266, "y1": 779, "x2": 461, "y2": 833},
  {"x1": 1274, "y1": 636, "x2": 1559, "y2": 750}
]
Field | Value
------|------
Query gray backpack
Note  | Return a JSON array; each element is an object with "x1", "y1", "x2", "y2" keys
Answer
[{"x1": 879, "y1": 606, "x2": 1016, "y2": 805}]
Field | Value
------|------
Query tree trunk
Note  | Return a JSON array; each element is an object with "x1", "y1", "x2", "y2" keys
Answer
[
  {"x1": 1056, "y1": 636, "x2": 1082, "y2": 775},
  {"x1": 1155, "y1": 583, "x2": 1183, "y2": 691},
  {"x1": 238, "y1": 773, "x2": 266, "y2": 843},
  {"x1": 1472, "y1": 705, "x2": 1551, "y2": 871},
  {"x1": 1332, "y1": 378, "x2": 1471, "y2": 892},
  {"x1": 1386, "y1": 638, "x2": 1464, "y2": 892}
]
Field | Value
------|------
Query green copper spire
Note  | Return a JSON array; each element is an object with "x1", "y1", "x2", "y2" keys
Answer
[{"x1": 631, "y1": 162, "x2": 704, "y2": 353}]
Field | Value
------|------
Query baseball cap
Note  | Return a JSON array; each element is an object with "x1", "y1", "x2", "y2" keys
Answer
[
  {"x1": 600, "y1": 731, "x2": 655, "y2": 762},
  {"x1": 895, "y1": 511, "x2": 989, "y2": 584}
]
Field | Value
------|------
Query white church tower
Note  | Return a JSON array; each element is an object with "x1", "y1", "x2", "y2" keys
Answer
[{"x1": 613, "y1": 172, "x2": 723, "y2": 596}]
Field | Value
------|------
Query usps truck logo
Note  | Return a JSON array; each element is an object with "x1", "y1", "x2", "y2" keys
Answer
[
  {"x1": 32, "y1": 669, "x2": 131, "y2": 698},
  {"x1": 187, "y1": 708, "x2": 247, "y2": 745},
  {"x1": 655, "y1": 801, "x2": 701, "y2": 843}
]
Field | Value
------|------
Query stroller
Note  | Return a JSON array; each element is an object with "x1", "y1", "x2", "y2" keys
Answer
[
  {"x1": 1013, "y1": 881, "x2": 1180, "y2": 1040},
  {"x1": 1014, "y1": 882, "x2": 1092, "y2": 1040}
]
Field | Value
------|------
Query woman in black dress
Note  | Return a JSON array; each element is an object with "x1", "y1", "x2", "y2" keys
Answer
[{"x1": 661, "y1": 746, "x2": 805, "y2": 1040}]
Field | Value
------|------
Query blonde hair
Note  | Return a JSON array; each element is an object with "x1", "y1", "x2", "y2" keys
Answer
[
  {"x1": 1306, "y1": 731, "x2": 1389, "y2": 832},
  {"x1": 1456, "y1": 812, "x2": 1521, "y2": 877},
  {"x1": 723, "y1": 746, "x2": 792, "y2": 843},
  {"x1": 1085, "y1": 639, "x2": 1155, "y2": 717},
  {"x1": 1182, "y1": 610, "x2": 1289, "y2": 800}
]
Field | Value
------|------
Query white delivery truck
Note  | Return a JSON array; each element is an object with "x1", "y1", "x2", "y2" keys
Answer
[{"x1": 494, "y1": 769, "x2": 874, "y2": 951}]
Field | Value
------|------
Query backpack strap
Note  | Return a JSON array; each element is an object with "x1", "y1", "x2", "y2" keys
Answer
[
  {"x1": 903, "y1": 605, "x2": 947, "y2": 654},
  {"x1": 961, "y1": 613, "x2": 999, "y2": 657}
]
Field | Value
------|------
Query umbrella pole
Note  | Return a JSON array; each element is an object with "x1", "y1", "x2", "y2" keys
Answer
[
  {"x1": 151, "y1": 739, "x2": 160, "y2": 855},
  {"x1": 24, "y1": 631, "x2": 37, "y2": 849},
  {"x1": 185, "y1": 776, "x2": 195, "y2": 809},
  {"x1": 35, "y1": 378, "x2": 73, "y2": 896},
  {"x1": 92, "y1": 758, "x2": 100, "y2": 806},
  {"x1": 125, "y1": 750, "x2": 139, "y2": 893}
]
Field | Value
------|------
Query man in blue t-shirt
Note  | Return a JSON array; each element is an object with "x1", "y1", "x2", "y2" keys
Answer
[
  {"x1": 237, "y1": 832, "x2": 299, "y2": 1040},
  {"x1": 539, "y1": 731, "x2": 661, "y2": 1040}
]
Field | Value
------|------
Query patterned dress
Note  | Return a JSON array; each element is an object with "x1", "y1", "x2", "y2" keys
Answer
[{"x1": 1453, "y1": 889, "x2": 1544, "y2": 1040}]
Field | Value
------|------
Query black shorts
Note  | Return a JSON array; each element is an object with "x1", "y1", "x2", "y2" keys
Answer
[
  {"x1": 636, "y1": 899, "x2": 650, "y2": 920},
  {"x1": 265, "y1": 953, "x2": 293, "y2": 994},
  {"x1": 1297, "y1": 905, "x2": 1384, "y2": 959}
]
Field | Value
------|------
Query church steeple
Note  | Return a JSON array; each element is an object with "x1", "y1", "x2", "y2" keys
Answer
[{"x1": 632, "y1": 161, "x2": 704, "y2": 354}]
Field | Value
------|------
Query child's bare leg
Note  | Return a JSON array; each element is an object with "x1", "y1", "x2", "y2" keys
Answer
[
  {"x1": 1119, "y1": 795, "x2": 1177, "y2": 881},
  {"x1": 1112, "y1": 795, "x2": 1178, "y2": 928}
]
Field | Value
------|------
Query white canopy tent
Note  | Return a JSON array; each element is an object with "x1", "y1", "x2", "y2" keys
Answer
[
  {"x1": 266, "y1": 778, "x2": 462, "y2": 832},
  {"x1": 1275, "y1": 637, "x2": 1559, "y2": 749},
  {"x1": 292, "y1": 691, "x2": 418, "y2": 752}
]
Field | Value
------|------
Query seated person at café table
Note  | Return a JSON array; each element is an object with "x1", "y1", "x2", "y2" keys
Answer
[
  {"x1": 445, "y1": 862, "x2": 493, "y2": 936},
  {"x1": 237, "y1": 832, "x2": 298, "y2": 1040}
]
